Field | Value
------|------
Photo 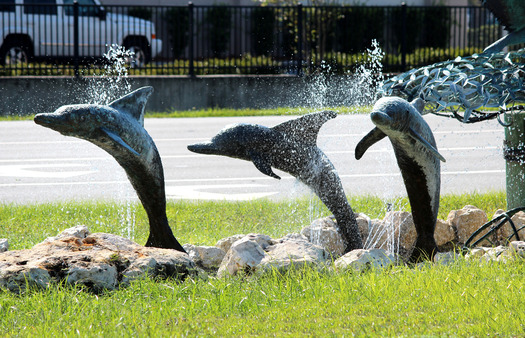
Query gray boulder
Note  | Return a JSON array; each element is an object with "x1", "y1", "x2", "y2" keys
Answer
[
  {"x1": 301, "y1": 217, "x2": 345, "y2": 257},
  {"x1": 183, "y1": 244, "x2": 226, "y2": 271},
  {"x1": 217, "y1": 237, "x2": 265, "y2": 278},
  {"x1": 334, "y1": 249, "x2": 397, "y2": 272},
  {"x1": 215, "y1": 234, "x2": 245, "y2": 253},
  {"x1": 259, "y1": 233, "x2": 329, "y2": 272}
]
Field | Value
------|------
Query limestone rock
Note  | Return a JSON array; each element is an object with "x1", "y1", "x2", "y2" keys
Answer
[
  {"x1": 42, "y1": 224, "x2": 90, "y2": 243},
  {"x1": 370, "y1": 212, "x2": 416, "y2": 251},
  {"x1": 274, "y1": 233, "x2": 308, "y2": 243},
  {"x1": 492, "y1": 209, "x2": 505, "y2": 219},
  {"x1": 365, "y1": 218, "x2": 385, "y2": 249},
  {"x1": 433, "y1": 251, "x2": 460, "y2": 265},
  {"x1": 259, "y1": 234, "x2": 328, "y2": 272},
  {"x1": 242, "y1": 233, "x2": 272, "y2": 250},
  {"x1": 217, "y1": 237, "x2": 265, "y2": 278},
  {"x1": 334, "y1": 249, "x2": 396, "y2": 272},
  {"x1": 465, "y1": 245, "x2": 516, "y2": 262},
  {"x1": 447, "y1": 206, "x2": 489, "y2": 245},
  {"x1": 215, "y1": 234, "x2": 245, "y2": 253},
  {"x1": 499, "y1": 212, "x2": 525, "y2": 244},
  {"x1": 0, "y1": 264, "x2": 51, "y2": 291},
  {"x1": 66, "y1": 262, "x2": 118, "y2": 291},
  {"x1": 509, "y1": 241, "x2": 525, "y2": 258},
  {"x1": 485, "y1": 246, "x2": 508, "y2": 261},
  {"x1": 0, "y1": 239, "x2": 8, "y2": 253},
  {"x1": 183, "y1": 244, "x2": 226, "y2": 271},
  {"x1": 0, "y1": 226, "x2": 196, "y2": 293},
  {"x1": 465, "y1": 247, "x2": 487, "y2": 260},
  {"x1": 386, "y1": 211, "x2": 417, "y2": 250},
  {"x1": 301, "y1": 217, "x2": 345, "y2": 257},
  {"x1": 434, "y1": 219, "x2": 456, "y2": 247},
  {"x1": 356, "y1": 213, "x2": 371, "y2": 241}
]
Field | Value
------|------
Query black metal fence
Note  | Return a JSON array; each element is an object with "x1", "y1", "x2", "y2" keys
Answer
[{"x1": 0, "y1": 3, "x2": 506, "y2": 77}]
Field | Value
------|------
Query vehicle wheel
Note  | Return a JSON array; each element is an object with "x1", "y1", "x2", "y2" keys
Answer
[
  {"x1": 0, "y1": 41, "x2": 30, "y2": 66},
  {"x1": 123, "y1": 41, "x2": 150, "y2": 68}
]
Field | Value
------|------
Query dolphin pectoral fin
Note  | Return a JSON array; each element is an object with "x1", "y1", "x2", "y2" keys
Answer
[
  {"x1": 408, "y1": 127, "x2": 446, "y2": 162},
  {"x1": 272, "y1": 111, "x2": 337, "y2": 145},
  {"x1": 100, "y1": 127, "x2": 140, "y2": 156},
  {"x1": 108, "y1": 86, "x2": 154, "y2": 127},
  {"x1": 355, "y1": 127, "x2": 386, "y2": 160},
  {"x1": 250, "y1": 151, "x2": 281, "y2": 179}
]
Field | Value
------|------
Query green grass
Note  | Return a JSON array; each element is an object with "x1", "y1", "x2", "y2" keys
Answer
[
  {"x1": 1, "y1": 261, "x2": 524, "y2": 336},
  {"x1": 146, "y1": 106, "x2": 370, "y2": 118},
  {"x1": 0, "y1": 191, "x2": 507, "y2": 251},
  {"x1": 0, "y1": 106, "x2": 371, "y2": 121},
  {"x1": 2, "y1": 191, "x2": 523, "y2": 336}
]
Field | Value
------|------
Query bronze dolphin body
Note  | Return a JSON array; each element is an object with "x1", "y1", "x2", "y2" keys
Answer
[
  {"x1": 187, "y1": 111, "x2": 363, "y2": 252},
  {"x1": 356, "y1": 97, "x2": 445, "y2": 262},
  {"x1": 34, "y1": 87, "x2": 185, "y2": 253}
]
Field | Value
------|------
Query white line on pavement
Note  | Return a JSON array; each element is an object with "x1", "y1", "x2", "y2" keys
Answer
[
  {"x1": 0, "y1": 146, "x2": 500, "y2": 164},
  {"x1": 0, "y1": 130, "x2": 502, "y2": 146},
  {"x1": 0, "y1": 169, "x2": 505, "y2": 188}
]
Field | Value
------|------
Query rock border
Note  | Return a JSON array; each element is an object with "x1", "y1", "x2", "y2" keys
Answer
[{"x1": 2, "y1": 205, "x2": 525, "y2": 293}]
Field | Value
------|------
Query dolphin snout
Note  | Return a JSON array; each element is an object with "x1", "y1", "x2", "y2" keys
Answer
[
  {"x1": 34, "y1": 112, "x2": 74, "y2": 135},
  {"x1": 370, "y1": 111, "x2": 393, "y2": 127},
  {"x1": 187, "y1": 142, "x2": 219, "y2": 155},
  {"x1": 34, "y1": 113, "x2": 55, "y2": 126}
]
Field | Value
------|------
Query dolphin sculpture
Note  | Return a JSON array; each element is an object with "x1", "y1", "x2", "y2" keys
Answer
[
  {"x1": 187, "y1": 112, "x2": 363, "y2": 252},
  {"x1": 355, "y1": 97, "x2": 445, "y2": 262},
  {"x1": 34, "y1": 87, "x2": 186, "y2": 253}
]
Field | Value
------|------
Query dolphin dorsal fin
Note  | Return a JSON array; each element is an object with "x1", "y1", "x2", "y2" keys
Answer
[
  {"x1": 272, "y1": 111, "x2": 337, "y2": 145},
  {"x1": 355, "y1": 127, "x2": 387, "y2": 160},
  {"x1": 109, "y1": 86, "x2": 154, "y2": 127},
  {"x1": 410, "y1": 98, "x2": 426, "y2": 115}
]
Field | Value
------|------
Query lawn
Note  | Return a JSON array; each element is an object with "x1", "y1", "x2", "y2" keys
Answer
[
  {"x1": 1, "y1": 191, "x2": 524, "y2": 336},
  {"x1": 0, "y1": 106, "x2": 370, "y2": 121}
]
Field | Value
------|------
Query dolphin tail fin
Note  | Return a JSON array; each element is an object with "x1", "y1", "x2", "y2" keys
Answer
[
  {"x1": 108, "y1": 86, "x2": 154, "y2": 127},
  {"x1": 272, "y1": 110, "x2": 337, "y2": 145},
  {"x1": 408, "y1": 127, "x2": 446, "y2": 162},
  {"x1": 101, "y1": 127, "x2": 140, "y2": 156},
  {"x1": 355, "y1": 127, "x2": 386, "y2": 160}
]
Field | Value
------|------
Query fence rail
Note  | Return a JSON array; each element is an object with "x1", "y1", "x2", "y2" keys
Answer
[{"x1": 0, "y1": 3, "x2": 505, "y2": 77}]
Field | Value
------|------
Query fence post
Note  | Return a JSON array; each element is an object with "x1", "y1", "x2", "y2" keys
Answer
[
  {"x1": 400, "y1": 2, "x2": 407, "y2": 72},
  {"x1": 296, "y1": 3, "x2": 303, "y2": 76},
  {"x1": 504, "y1": 112, "x2": 525, "y2": 209},
  {"x1": 188, "y1": 2, "x2": 195, "y2": 77},
  {"x1": 73, "y1": 1, "x2": 79, "y2": 78}
]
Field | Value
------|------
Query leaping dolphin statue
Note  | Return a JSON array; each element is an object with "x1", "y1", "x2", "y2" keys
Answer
[
  {"x1": 34, "y1": 87, "x2": 186, "y2": 253},
  {"x1": 187, "y1": 111, "x2": 363, "y2": 253},
  {"x1": 355, "y1": 97, "x2": 445, "y2": 262}
]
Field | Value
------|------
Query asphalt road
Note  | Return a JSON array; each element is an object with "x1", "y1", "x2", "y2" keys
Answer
[{"x1": 0, "y1": 114, "x2": 505, "y2": 204}]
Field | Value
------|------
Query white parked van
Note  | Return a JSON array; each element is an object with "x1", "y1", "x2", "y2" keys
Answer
[{"x1": 0, "y1": 0, "x2": 162, "y2": 67}]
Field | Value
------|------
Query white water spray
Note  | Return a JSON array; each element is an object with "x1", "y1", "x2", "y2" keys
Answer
[{"x1": 85, "y1": 44, "x2": 137, "y2": 239}]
